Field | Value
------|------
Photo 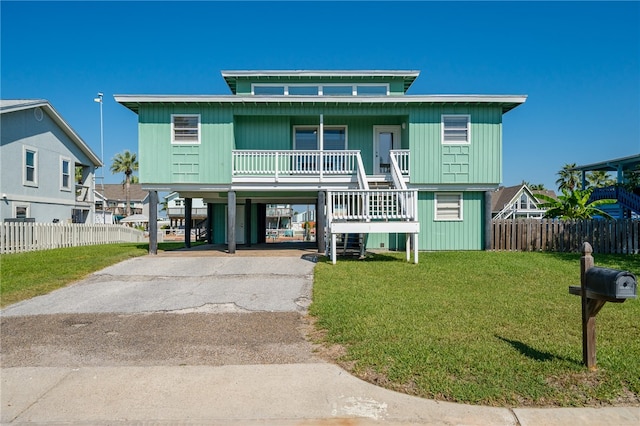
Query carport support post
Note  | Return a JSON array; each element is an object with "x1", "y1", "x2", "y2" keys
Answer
[
  {"x1": 184, "y1": 198, "x2": 192, "y2": 249},
  {"x1": 317, "y1": 191, "x2": 326, "y2": 254},
  {"x1": 148, "y1": 190, "x2": 158, "y2": 255},
  {"x1": 245, "y1": 198, "x2": 252, "y2": 247},
  {"x1": 228, "y1": 191, "x2": 236, "y2": 254},
  {"x1": 580, "y1": 242, "x2": 597, "y2": 370},
  {"x1": 206, "y1": 203, "x2": 214, "y2": 244}
]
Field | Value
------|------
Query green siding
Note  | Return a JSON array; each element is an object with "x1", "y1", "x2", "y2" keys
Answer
[
  {"x1": 139, "y1": 105, "x2": 233, "y2": 184},
  {"x1": 409, "y1": 106, "x2": 502, "y2": 184},
  {"x1": 211, "y1": 204, "x2": 226, "y2": 244},
  {"x1": 418, "y1": 191, "x2": 484, "y2": 250},
  {"x1": 235, "y1": 116, "x2": 291, "y2": 150}
]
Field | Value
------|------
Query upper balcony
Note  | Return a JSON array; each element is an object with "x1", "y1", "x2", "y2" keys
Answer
[{"x1": 231, "y1": 149, "x2": 410, "y2": 189}]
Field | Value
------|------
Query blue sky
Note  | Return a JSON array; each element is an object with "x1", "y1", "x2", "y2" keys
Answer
[{"x1": 2, "y1": 1, "x2": 639, "y2": 190}]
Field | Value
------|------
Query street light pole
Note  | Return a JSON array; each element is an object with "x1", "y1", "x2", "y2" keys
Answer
[{"x1": 94, "y1": 93, "x2": 105, "y2": 224}]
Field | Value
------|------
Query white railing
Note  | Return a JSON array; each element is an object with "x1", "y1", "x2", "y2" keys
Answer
[
  {"x1": 390, "y1": 150, "x2": 410, "y2": 176},
  {"x1": 0, "y1": 223, "x2": 145, "y2": 254},
  {"x1": 232, "y1": 150, "x2": 360, "y2": 178},
  {"x1": 327, "y1": 189, "x2": 419, "y2": 222},
  {"x1": 355, "y1": 153, "x2": 370, "y2": 190}
]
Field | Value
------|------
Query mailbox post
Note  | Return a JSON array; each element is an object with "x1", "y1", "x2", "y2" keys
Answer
[{"x1": 569, "y1": 242, "x2": 637, "y2": 370}]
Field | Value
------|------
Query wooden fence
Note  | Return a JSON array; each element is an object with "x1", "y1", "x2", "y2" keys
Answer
[
  {"x1": 491, "y1": 219, "x2": 639, "y2": 254},
  {"x1": 0, "y1": 223, "x2": 145, "y2": 254}
]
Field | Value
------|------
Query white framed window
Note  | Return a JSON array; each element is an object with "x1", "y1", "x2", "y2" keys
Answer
[
  {"x1": 23, "y1": 146, "x2": 38, "y2": 186},
  {"x1": 442, "y1": 115, "x2": 470, "y2": 144},
  {"x1": 171, "y1": 114, "x2": 200, "y2": 144},
  {"x1": 251, "y1": 83, "x2": 389, "y2": 97},
  {"x1": 293, "y1": 126, "x2": 348, "y2": 150},
  {"x1": 435, "y1": 193, "x2": 463, "y2": 221},
  {"x1": 60, "y1": 157, "x2": 71, "y2": 191},
  {"x1": 14, "y1": 203, "x2": 30, "y2": 219}
]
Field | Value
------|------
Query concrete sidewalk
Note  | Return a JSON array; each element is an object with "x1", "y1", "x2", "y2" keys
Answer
[
  {"x1": 2, "y1": 364, "x2": 638, "y2": 425},
  {"x1": 1, "y1": 249, "x2": 638, "y2": 424}
]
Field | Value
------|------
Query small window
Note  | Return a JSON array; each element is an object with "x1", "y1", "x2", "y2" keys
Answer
[
  {"x1": 288, "y1": 86, "x2": 318, "y2": 96},
  {"x1": 322, "y1": 85, "x2": 353, "y2": 96},
  {"x1": 435, "y1": 193, "x2": 463, "y2": 221},
  {"x1": 61, "y1": 158, "x2": 71, "y2": 190},
  {"x1": 172, "y1": 115, "x2": 200, "y2": 144},
  {"x1": 24, "y1": 147, "x2": 38, "y2": 186},
  {"x1": 15, "y1": 205, "x2": 29, "y2": 219},
  {"x1": 253, "y1": 85, "x2": 285, "y2": 95},
  {"x1": 356, "y1": 85, "x2": 388, "y2": 96},
  {"x1": 442, "y1": 115, "x2": 470, "y2": 144}
]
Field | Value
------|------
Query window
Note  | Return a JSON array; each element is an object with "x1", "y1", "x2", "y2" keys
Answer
[
  {"x1": 293, "y1": 126, "x2": 347, "y2": 150},
  {"x1": 442, "y1": 115, "x2": 470, "y2": 144},
  {"x1": 288, "y1": 86, "x2": 318, "y2": 96},
  {"x1": 24, "y1": 147, "x2": 38, "y2": 186},
  {"x1": 322, "y1": 85, "x2": 353, "y2": 96},
  {"x1": 435, "y1": 193, "x2": 463, "y2": 221},
  {"x1": 15, "y1": 205, "x2": 29, "y2": 219},
  {"x1": 356, "y1": 85, "x2": 388, "y2": 96},
  {"x1": 253, "y1": 85, "x2": 285, "y2": 95},
  {"x1": 61, "y1": 158, "x2": 71, "y2": 190},
  {"x1": 172, "y1": 115, "x2": 200, "y2": 144}
]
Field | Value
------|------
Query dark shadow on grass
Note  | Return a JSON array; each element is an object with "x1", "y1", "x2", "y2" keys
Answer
[{"x1": 496, "y1": 335, "x2": 581, "y2": 365}]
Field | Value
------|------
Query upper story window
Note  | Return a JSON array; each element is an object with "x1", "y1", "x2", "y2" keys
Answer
[
  {"x1": 61, "y1": 157, "x2": 71, "y2": 190},
  {"x1": 251, "y1": 83, "x2": 389, "y2": 96},
  {"x1": 24, "y1": 147, "x2": 38, "y2": 186},
  {"x1": 172, "y1": 114, "x2": 200, "y2": 144},
  {"x1": 293, "y1": 126, "x2": 347, "y2": 150},
  {"x1": 434, "y1": 193, "x2": 463, "y2": 221},
  {"x1": 442, "y1": 115, "x2": 471, "y2": 144}
]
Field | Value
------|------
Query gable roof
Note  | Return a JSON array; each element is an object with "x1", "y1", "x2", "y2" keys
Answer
[
  {"x1": 95, "y1": 184, "x2": 149, "y2": 202},
  {"x1": 0, "y1": 99, "x2": 102, "y2": 166},
  {"x1": 491, "y1": 184, "x2": 556, "y2": 213}
]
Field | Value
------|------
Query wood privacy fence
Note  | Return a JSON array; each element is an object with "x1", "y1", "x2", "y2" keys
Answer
[
  {"x1": 1, "y1": 223, "x2": 145, "y2": 254},
  {"x1": 491, "y1": 219, "x2": 640, "y2": 254}
]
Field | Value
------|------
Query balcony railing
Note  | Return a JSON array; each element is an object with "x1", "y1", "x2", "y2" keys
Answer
[
  {"x1": 390, "y1": 150, "x2": 410, "y2": 176},
  {"x1": 232, "y1": 150, "x2": 360, "y2": 179},
  {"x1": 327, "y1": 189, "x2": 419, "y2": 222},
  {"x1": 167, "y1": 207, "x2": 208, "y2": 217}
]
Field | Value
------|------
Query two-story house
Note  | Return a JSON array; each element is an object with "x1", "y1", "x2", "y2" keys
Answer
[
  {"x1": 94, "y1": 183, "x2": 150, "y2": 222},
  {"x1": 0, "y1": 100, "x2": 101, "y2": 223},
  {"x1": 116, "y1": 70, "x2": 526, "y2": 262}
]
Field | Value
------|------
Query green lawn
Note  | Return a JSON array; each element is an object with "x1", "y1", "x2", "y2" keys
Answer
[
  {"x1": 310, "y1": 251, "x2": 640, "y2": 407},
  {"x1": 0, "y1": 242, "x2": 190, "y2": 307}
]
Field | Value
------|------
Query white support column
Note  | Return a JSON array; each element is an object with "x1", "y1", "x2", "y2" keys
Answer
[
  {"x1": 319, "y1": 114, "x2": 324, "y2": 181},
  {"x1": 331, "y1": 233, "x2": 337, "y2": 265},
  {"x1": 413, "y1": 233, "x2": 419, "y2": 264},
  {"x1": 406, "y1": 233, "x2": 410, "y2": 262}
]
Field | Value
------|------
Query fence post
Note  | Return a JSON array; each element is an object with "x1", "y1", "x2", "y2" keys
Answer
[{"x1": 580, "y1": 242, "x2": 598, "y2": 369}]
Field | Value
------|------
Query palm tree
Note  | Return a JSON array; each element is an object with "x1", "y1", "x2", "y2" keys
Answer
[
  {"x1": 536, "y1": 188, "x2": 614, "y2": 220},
  {"x1": 529, "y1": 183, "x2": 546, "y2": 190},
  {"x1": 110, "y1": 150, "x2": 139, "y2": 216},
  {"x1": 555, "y1": 163, "x2": 581, "y2": 192},
  {"x1": 585, "y1": 171, "x2": 614, "y2": 189}
]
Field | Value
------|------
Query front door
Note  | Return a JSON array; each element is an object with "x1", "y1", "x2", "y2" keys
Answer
[{"x1": 374, "y1": 126, "x2": 401, "y2": 174}]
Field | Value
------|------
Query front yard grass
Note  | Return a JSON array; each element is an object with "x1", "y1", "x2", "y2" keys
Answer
[
  {"x1": 0, "y1": 242, "x2": 191, "y2": 307},
  {"x1": 309, "y1": 251, "x2": 640, "y2": 407}
]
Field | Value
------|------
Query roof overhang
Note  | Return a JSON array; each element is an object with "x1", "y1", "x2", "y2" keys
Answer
[
  {"x1": 572, "y1": 154, "x2": 640, "y2": 172},
  {"x1": 115, "y1": 94, "x2": 527, "y2": 115},
  {"x1": 221, "y1": 70, "x2": 421, "y2": 94},
  {"x1": 0, "y1": 99, "x2": 102, "y2": 167}
]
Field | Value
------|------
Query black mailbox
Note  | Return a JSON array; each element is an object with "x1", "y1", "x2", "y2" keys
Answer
[{"x1": 585, "y1": 267, "x2": 637, "y2": 300}]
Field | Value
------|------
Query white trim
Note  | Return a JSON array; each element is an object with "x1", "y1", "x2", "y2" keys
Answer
[
  {"x1": 13, "y1": 202, "x2": 30, "y2": 219},
  {"x1": 171, "y1": 114, "x2": 201, "y2": 145},
  {"x1": 23, "y1": 145, "x2": 38, "y2": 187},
  {"x1": 434, "y1": 192, "x2": 463, "y2": 221},
  {"x1": 373, "y1": 125, "x2": 401, "y2": 174},
  {"x1": 60, "y1": 156, "x2": 72, "y2": 191},
  {"x1": 441, "y1": 114, "x2": 471, "y2": 145}
]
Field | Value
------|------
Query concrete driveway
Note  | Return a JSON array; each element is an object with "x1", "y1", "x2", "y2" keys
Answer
[{"x1": 1, "y1": 254, "x2": 317, "y2": 316}]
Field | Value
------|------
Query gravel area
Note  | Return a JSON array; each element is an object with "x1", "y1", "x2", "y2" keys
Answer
[{"x1": 1, "y1": 312, "x2": 320, "y2": 367}]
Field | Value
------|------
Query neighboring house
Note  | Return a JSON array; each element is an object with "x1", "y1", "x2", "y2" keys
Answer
[
  {"x1": 266, "y1": 204, "x2": 293, "y2": 230},
  {"x1": 573, "y1": 154, "x2": 640, "y2": 219},
  {"x1": 491, "y1": 184, "x2": 556, "y2": 219},
  {"x1": 0, "y1": 99, "x2": 101, "y2": 223},
  {"x1": 115, "y1": 70, "x2": 526, "y2": 257},
  {"x1": 94, "y1": 184, "x2": 149, "y2": 222},
  {"x1": 164, "y1": 192, "x2": 206, "y2": 227}
]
